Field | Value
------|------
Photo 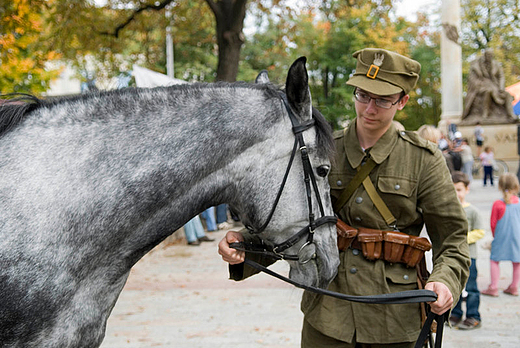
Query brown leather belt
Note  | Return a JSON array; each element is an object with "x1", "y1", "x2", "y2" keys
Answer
[{"x1": 337, "y1": 219, "x2": 432, "y2": 268}]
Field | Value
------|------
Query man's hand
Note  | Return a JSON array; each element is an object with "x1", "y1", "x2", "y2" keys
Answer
[
  {"x1": 425, "y1": 282, "x2": 453, "y2": 315},
  {"x1": 218, "y1": 231, "x2": 245, "y2": 265}
]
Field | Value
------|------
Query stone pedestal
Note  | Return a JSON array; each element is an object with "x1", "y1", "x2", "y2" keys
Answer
[{"x1": 457, "y1": 123, "x2": 520, "y2": 176}]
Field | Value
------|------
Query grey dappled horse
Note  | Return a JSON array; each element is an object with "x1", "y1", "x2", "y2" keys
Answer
[{"x1": 0, "y1": 57, "x2": 339, "y2": 347}]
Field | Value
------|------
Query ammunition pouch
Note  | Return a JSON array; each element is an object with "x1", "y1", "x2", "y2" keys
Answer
[{"x1": 336, "y1": 219, "x2": 431, "y2": 268}]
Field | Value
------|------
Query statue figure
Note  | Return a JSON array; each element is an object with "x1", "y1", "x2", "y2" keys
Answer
[{"x1": 462, "y1": 49, "x2": 516, "y2": 124}]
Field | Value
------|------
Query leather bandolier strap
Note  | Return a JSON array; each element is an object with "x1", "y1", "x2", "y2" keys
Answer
[
  {"x1": 336, "y1": 219, "x2": 432, "y2": 268},
  {"x1": 333, "y1": 156, "x2": 397, "y2": 228},
  {"x1": 333, "y1": 157, "x2": 377, "y2": 212}
]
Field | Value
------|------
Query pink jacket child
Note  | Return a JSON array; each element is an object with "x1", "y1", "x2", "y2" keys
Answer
[{"x1": 482, "y1": 173, "x2": 520, "y2": 297}]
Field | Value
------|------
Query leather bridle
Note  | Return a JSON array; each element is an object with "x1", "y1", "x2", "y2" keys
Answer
[{"x1": 233, "y1": 93, "x2": 337, "y2": 263}]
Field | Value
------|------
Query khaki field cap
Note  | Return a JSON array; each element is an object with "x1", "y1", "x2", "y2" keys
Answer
[{"x1": 347, "y1": 48, "x2": 421, "y2": 96}]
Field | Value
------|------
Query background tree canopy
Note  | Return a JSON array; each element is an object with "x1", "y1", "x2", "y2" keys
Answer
[{"x1": 1, "y1": 0, "x2": 518, "y2": 130}]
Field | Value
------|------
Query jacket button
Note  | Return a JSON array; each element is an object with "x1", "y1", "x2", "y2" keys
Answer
[
  {"x1": 355, "y1": 197, "x2": 363, "y2": 204},
  {"x1": 354, "y1": 217, "x2": 362, "y2": 222},
  {"x1": 350, "y1": 267, "x2": 358, "y2": 274},
  {"x1": 395, "y1": 184, "x2": 401, "y2": 190},
  {"x1": 352, "y1": 249, "x2": 360, "y2": 256},
  {"x1": 337, "y1": 180, "x2": 343, "y2": 186},
  {"x1": 403, "y1": 274, "x2": 409, "y2": 280}
]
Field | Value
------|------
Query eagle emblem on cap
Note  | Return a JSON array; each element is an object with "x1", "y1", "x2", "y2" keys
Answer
[
  {"x1": 373, "y1": 53, "x2": 384, "y2": 66},
  {"x1": 366, "y1": 53, "x2": 384, "y2": 79}
]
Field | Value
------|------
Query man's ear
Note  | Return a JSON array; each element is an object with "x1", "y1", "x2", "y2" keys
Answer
[{"x1": 397, "y1": 94, "x2": 410, "y2": 110}]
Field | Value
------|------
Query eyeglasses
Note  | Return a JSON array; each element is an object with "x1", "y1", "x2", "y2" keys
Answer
[{"x1": 353, "y1": 90, "x2": 403, "y2": 109}]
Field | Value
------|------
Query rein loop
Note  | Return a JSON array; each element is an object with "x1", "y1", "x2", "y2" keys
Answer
[{"x1": 233, "y1": 257, "x2": 444, "y2": 348}]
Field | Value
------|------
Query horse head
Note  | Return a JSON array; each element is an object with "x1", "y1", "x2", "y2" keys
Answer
[{"x1": 236, "y1": 57, "x2": 339, "y2": 288}]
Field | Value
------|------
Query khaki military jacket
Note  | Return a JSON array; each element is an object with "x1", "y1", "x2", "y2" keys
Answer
[{"x1": 301, "y1": 120, "x2": 470, "y2": 344}]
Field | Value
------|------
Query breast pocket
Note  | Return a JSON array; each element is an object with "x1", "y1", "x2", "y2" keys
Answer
[
  {"x1": 377, "y1": 175, "x2": 418, "y2": 225},
  {"x1": 329, "y1": 173, "x2": 353, "y2": 197},
  {"x1": 328, "y1": 173, "x2": 354, "y2": 214}
]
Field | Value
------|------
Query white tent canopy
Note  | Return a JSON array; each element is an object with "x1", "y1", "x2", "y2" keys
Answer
[{"x1": 132, "y1": 65, "x2": 187, "y2": 88}]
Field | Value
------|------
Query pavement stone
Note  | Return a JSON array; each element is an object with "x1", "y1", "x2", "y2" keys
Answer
[{"x1": 101, "y1": 183, "x2": 520, "y2": 347}]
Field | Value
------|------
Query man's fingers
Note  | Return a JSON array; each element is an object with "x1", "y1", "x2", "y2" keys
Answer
[
  {"x1": 218, "y1": 231, "x2": 245, "y2": 265},
  {"x1": 425, "y1": 282, "x2": 453, "y2": 315}
]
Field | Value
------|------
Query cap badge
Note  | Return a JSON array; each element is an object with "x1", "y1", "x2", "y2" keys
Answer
[{"x1": 367, "y1": 53, "x2": 384, "y2": 79}]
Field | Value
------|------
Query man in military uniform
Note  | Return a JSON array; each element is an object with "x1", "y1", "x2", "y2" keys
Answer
[{"x1": 218, "y1": 48, "x2": 470, "y2": 347}]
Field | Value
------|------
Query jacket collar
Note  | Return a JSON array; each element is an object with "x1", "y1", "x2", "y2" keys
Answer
[{"x1": 343, "y1": 118, "x2": 399, "y2": 168}]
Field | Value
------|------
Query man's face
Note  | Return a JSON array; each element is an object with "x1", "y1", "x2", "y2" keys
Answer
[{"x1": 354, "y1": 88, "x2": 409, "y2": 134}]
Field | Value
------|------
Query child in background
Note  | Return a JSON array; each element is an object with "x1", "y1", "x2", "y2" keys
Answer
[
  {"x1": 449, "y1": 172, "x2": 486, "y2": 330},
  {"x1": 482, "y1": 173, "x2": 520, "y2": 297},
  {"x1": 479, "y1": 146, "x2": 495, "y2": 187}
]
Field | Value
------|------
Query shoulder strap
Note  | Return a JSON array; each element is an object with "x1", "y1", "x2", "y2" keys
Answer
[
  {"x1": 362, "y1": 176, "x2": 397, "y2": 227},
  {"x1": 333, "y1": 157, "x2": 377, "y2": 211}
]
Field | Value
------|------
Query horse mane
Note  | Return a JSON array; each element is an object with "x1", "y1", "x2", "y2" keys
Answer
[
  {"x1": 0, "y1": 94, "x2": 43, "y2": 136},
  {"x1": 0, "y1": 84, "x2": 334, "y2": 161},
  {"x1": 311, "y1": 106, "x2": 335, "y2": 161}
]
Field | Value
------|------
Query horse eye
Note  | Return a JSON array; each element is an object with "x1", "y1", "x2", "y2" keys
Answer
[{"x1": 316, "y1": 165, "x2": 330, "y2": 177}]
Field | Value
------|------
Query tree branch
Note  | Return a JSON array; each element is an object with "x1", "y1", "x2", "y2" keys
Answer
[{"x1": 100, "y1": 0, "x2": 174, "y2": 38}]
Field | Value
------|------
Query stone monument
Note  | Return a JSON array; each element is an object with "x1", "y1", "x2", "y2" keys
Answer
[
  {"x1": 439, "y1": 0, "x2": 464, "y2": 129},
  {"x1": 457, "y1": 49, "x2": 519, "y2": 177},
  {"x1": 460, "y1": 49, "x2": 517, "y2": 125}
]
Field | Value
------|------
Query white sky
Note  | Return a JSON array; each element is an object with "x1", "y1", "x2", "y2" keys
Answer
[{"x1": 394, "y1": 0, "x2": 439, "y2": 21}]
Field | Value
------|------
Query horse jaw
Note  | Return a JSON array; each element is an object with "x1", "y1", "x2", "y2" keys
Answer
[
  {"x1": 288, "y1": 250, "x2": 338, "y2": 289},
  {"x1": 286, "y1": 224, "x2": 339, "y2": 289}
]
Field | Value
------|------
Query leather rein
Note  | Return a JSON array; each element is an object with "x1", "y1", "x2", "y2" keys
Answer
[{"x1": 230, "y1": 95, "x2": 445, "y2": 348}]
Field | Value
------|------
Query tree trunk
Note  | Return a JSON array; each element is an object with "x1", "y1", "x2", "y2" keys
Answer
[{"x1": 206, "y1": 0, "x2": 247, "y2": 82}]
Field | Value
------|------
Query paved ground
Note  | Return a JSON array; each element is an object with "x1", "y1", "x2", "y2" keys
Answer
[{"x1": 101, "y1": 183, "x2": 520, "y2": 348}]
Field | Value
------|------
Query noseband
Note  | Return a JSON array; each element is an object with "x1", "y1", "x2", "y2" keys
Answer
[{"x1": 235, "y1": 94, "x2": 337, "y2": 263}]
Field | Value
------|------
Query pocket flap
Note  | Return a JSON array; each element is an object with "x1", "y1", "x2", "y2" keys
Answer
[
  {"x1": 329, "y1": 173, "x2": 352, "y2": 190},
  {"x1": 385, "y1": 264, "x2": 417, "y2": 285},
  {"x1": 378, "y1": 176, "x2": 416, "y2": 197}
]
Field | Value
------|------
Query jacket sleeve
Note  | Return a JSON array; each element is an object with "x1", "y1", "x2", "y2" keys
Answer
[
  {"x1": 490, "y1": 200, "x2": 506, "y2": 235},
  {"x1": 229, "y1": 231, "x2": 277, "y2": 281},
  {"x1": 417, "y1": 149, "x2": 470, "y2": 304},
  {"x1": 467, "y1": 205, "x2": 485, "y2": 244}
]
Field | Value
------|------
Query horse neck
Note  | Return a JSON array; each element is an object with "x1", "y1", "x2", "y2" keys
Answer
[
  {"x1": 1, "y1": 87, "x2": 291, "y2": 259},
  {"x1": 163, "y1": 91, "x2": 290, "y2": 221},
  {"x1": 90, "y1": 86, "x2": 289, "y2": 228}
]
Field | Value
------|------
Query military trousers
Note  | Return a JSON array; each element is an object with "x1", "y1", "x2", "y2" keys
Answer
[{"x1": 301, "y1": 319, "x2": 415, "y2": 348}]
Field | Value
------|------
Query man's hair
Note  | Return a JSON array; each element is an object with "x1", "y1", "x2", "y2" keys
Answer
[{"x1": 452, "y1": 171, "x2": 470, "y2": 187}]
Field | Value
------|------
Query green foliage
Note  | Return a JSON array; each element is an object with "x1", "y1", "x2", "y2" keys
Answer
[{"x1": 43, "y1": 0, "x2": 217, "y2": 83}]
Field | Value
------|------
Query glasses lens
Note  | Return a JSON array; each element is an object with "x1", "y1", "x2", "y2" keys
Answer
[
  {"x1": 354, "y1": 91, "x2": 367, "y2": 103},
  {"x1": 375, "y1": 99, "x2": 392, "y2": 109}
]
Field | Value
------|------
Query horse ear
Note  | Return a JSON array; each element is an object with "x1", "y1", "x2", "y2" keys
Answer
[
  {"x1": 285, "y1": 56, "x2": 311, "y2": 121},
  {"x1": 255, "y1": 70, "x2": 270, "y2": 84}
]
